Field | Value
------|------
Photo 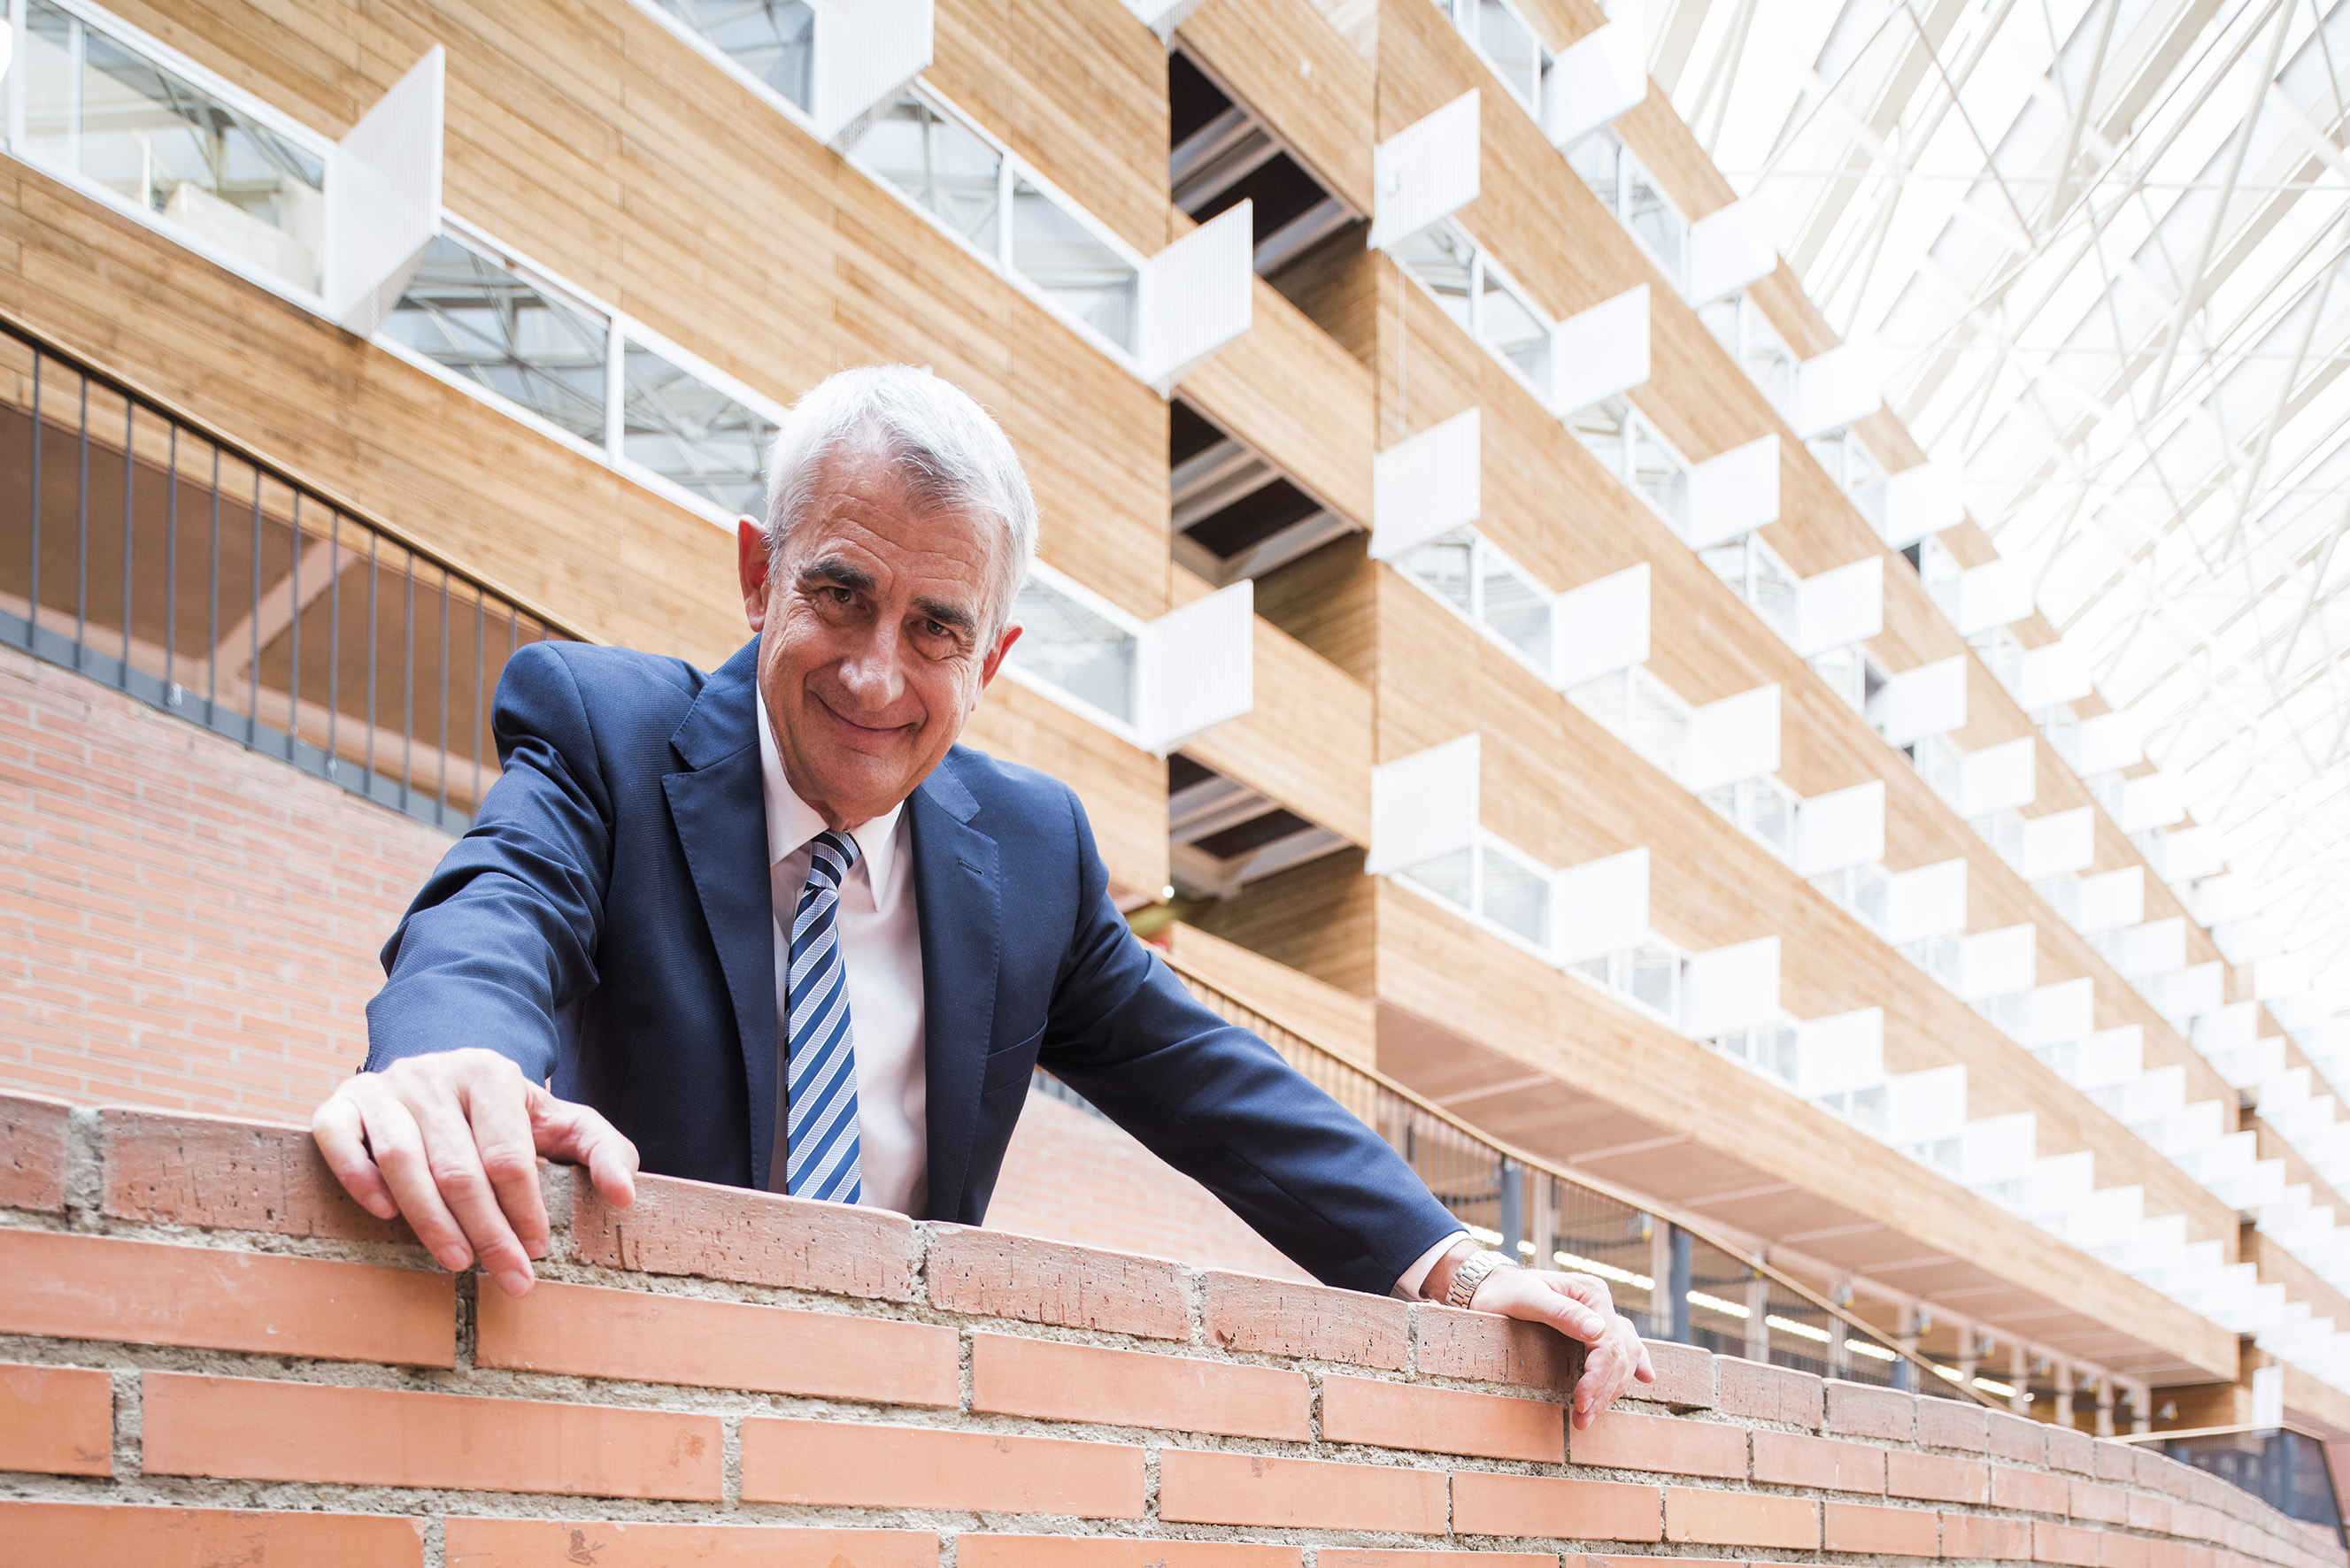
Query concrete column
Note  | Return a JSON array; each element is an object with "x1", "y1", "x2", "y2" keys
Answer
[
  {"x1": 1893, "y1": 1303, "x2": 1919, "y2": 1393},
  {"x1": 1529, "y1": 1177, "x2": 1557, "y2": 1272},
  {"x1": 2010, "y1": 1341, "x2": 2030, "y2": 1416},
  {"x1": 2095, "y1": 1376, "x2": 2115, "y2": 1438},
  {"x1": 1648, "y1": 1218, "x2": 1673, "y2": 1340},
  {"x1": 2055, "y1": 1360, "x2": 2075, "y2": 1428},
  {"x1": 1957, "y1": 1328, "x2": 1980, "y2": 1398},
  {"x1": 1829, "y1": 1280, "x2": 1853, "y2": 1380},
  {"x1": 1499, "y1": 1158, "x2": 1524, "y2": 1261},
  {"x1": 1744, "y1": 1264, "x2": 1771, "y2": 1363},
  {"x1": 2130, "y1": 1382, "x2": 2151, "y2": 1437}
]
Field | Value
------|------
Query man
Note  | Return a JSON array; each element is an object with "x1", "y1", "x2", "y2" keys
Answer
[{"x1": 314, "y1": 365, "x2": 1653, "y2": 1428}]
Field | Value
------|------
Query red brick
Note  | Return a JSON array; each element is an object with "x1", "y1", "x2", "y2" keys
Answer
[
  {"x1": 443, "y1": 1518, "x2": 936, "y2": 1566},
  {"x1": 2048, "y1": 1427, "x2": 2097, "y2": 1474},
  {"x1": 1158, "y1": 1449, "x2": 1447, "y2": 1533},
  {"x1": 2133, "y1": 1449, "x2": 2176, "y2": 1492},
  {"x1": 1321, "y1": 1373, "x2": 1562, "y2": 1462},
  {"x1": 957, "y1": 1541, "x2": 1299, "y2": 1568},
  {"x1": 1753, "y1": 1429, "x2": 1887, "y2": 1492},
  {"x1": 0, "y1": 1502, "x2": 421, "y2": 1566},
  {"x1": 2094, "y1": 1441, "x2": 2137, "y2": 1481},
  {"x1": 2038, "y1": 1523, "x2": 2104, "y2": 1565},
  {"x1": 0, "y1": 1090, "x2": 70, "y2": 1211},
  {"x1": 1990, "y1": 1410, "x2": 2050, "y2": 1464},
  {"x1": 970, "y1": 1334, "x2": 1308, "y2": 1440},
  {"x1": 1452, "y1": 1472, "x2": 1663, "y2": 1541},
  {"x1": 2075, "y1": 1480, "x2": 2130, "y2": 1524},
  {"x1": 740, "y1": 1418, "x2": 1142, "y2": 1518},
  {"x1": 1892, "y1": 1450, "x2": 1992, "y2": 1504},
  {"x1": 0, "y1": 1361, "x2": 112, "y2": 1475},
  {"x1": 1645, "y1": 1340, "x2": 1719, "y2": 1408},
  {"x1": 96, "y1": 1107, "x2": 413, "y2": 1241},
  {"x1": 2107, "y1": 1533, "x2": 2154, "y2": 1568},
  {"x1": 477, "y1": 1279, "x2": 954, "y2": 1406},
  {"x1": 1199, "y1": 1271, "x2": 1407, "y2": 1369},
  {"x1": 1317, "y1": 1555, "x2": 1554, "y2": 1568},
  {"x1": 1717, "y1": 1357, "x2": 1824, "y2": 1426},
  {"x1": 1413, "y1": 1300, "x2": 1576, "y2": 1388},
  {"x1": 1828, "y1": 1502, "x2": 1942, "y2": 1556},
  {"x1": 1945, "y1": 1512, "x2": 2036, "y2": 1559},
  {"x1": 0, "y1": 1229, "x2": 452, "y2": 1366},
  {"x1": 1994, "y1": 1465, "x2": 2072, "y2": 1513},
  {"x1": 926, "y1": 1227, "x2": 1188, "y2": 1340},
  {"x1": 1665, "y1": 1487, "x2": 1820, "y2": 1548},
  {"x1": 573, "y1": 1171, "x2": 914, "y2": 1301},
  {"x1": 1921, "y1": 1399, "x2": 1994, "y2": 1451},
  {"x1": 1571, "y1": 1408, "x2": 1746, "y2": 1478},
  {"x1": 1827, "y1": 1380, "x2": 1919, "y2": 1441},
  {"x1": 140, "y1": 1372, "x2": 721, "y2": 1499}
]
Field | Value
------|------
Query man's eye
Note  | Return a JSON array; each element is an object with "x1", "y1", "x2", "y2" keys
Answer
[{"x1": 924, "y1": 619, "x2": 949, "y2": 638}]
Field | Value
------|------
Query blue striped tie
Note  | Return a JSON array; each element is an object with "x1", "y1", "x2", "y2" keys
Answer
[{"x1": 785, "y1": 829, "x2": 862, "y2": 1203}]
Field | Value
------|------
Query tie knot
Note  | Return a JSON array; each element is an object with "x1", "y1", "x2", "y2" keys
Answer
[{"x1": 806, "y1": 829, "x2": 860, "y2": 891}]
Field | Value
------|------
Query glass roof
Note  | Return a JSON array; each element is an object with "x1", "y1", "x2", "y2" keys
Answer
[{"x1": 1652, "y1": 0, "x2": 2350, "y2": 1022}]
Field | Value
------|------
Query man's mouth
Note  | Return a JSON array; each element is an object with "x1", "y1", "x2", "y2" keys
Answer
[{"x1": 813, "y1": 691, "x2": 907, "y2": 743}]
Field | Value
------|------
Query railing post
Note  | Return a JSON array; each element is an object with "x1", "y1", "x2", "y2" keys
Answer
[
  {"x1": 1668, "y1": 1225, "x2": 1691, "y2": 1343},
  {"x1": 1498, "y1": 1157, "x2": 1523, "y2": 1262},
  {"x1": 1892, "y1": 1303, "x2": 1916, "y2": 1391}
]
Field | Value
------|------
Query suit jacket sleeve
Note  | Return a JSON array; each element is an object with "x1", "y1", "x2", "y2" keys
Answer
[
  {"x1": 365, "y1": 642, "x2": 615, "y2": 1080},
  {"x1": 1035, "y1": 788, "x2": 1461, "y2": 1296}
]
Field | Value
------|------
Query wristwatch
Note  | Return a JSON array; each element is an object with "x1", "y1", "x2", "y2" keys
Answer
[{"x1": 1443, "y1": 1248, "x2": 1519, "y2": 1309}]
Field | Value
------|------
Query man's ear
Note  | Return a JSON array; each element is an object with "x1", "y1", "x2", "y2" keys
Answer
[
  {"x1": 737, "y1": 518, "x2": 771, "y2": 632},
  {"x1": 973, "y1": 624, "x2": 1023, "y2": 710}
]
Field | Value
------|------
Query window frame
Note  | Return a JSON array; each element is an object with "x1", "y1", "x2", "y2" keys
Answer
[
  {"x1": 848, "y1": 80, "x2": 1152, "y2": 378},
  {"x1": 3, "y1": 0, "x2": 337, "y2": 315},
  {"x1": 1391, "y1": 828, "x2": 1562, "y2": 971},
  {"x1": 1566, "y1": 126, "x2": 1690, "y2": 296},
  {"x1": 1391, "y1": 525, "x2": 1559, "y2": 688},
  {"x1": 1393, "y1": 218, "x2": 1558, "y2": 412},
  {"x1": 1566, "y1": 933, "x2": 1689, "y2": 1029},
  {"x1": 1568, "y1": 394, "x2": 1697, "y2": 538},
  {"x1": 624, "y1": 0, "x2": 823, "y2": 136},
  {"x1": 1431, "y1": 0, "x2": 1553, "y2": 122},
  {"x1": 996, "y1": 557, "x2": 1152, "y2": 749},
  {"x1": 1699, "y1": 293, "x2": 1799, "y2": 427}
]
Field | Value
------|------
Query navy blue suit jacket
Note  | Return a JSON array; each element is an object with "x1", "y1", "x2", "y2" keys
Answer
[{"x1": 366, "y1": 638, "x2": 1460, "y2": 1295}]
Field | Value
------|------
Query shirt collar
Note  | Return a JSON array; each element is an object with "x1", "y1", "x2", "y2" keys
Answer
[{"x1": 755, "y1": 686, "x2": 905, "y2": 887}]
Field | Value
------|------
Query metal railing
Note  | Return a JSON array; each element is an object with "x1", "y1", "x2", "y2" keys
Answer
[
  {"x1": 1089, "y1": 943, "x2": 2003, "y2": 1406},
  {"x1": 0, "y1": 316, "x2": 578, "y2": 833},
  {"x1": 2119, "y1": 1425, "x2": 2346, "y2": 1544}
]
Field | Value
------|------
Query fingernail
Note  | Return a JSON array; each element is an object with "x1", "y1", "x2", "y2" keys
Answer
[
  {"x1": 435, "y1": 1247, "x2": 471, "y2": 1272},
  {"x1": 495, "y1": 1269, "x2": 533, "y2": 1297}
]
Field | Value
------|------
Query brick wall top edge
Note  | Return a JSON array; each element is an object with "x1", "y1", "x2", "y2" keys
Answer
[{"x1": 5, "y1": 1100, "x2": 2343, "y2": 1563}]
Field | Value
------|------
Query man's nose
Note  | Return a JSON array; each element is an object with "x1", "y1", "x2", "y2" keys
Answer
[{"x1": 836, "y1": 624, "x2": 905, "y2": 710}]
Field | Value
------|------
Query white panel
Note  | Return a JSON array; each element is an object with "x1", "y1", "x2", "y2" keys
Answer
[
  {"x1": 1553, "y1": 564, "x2": 1651, "y2": 688},
  {"x1": 2117, "y1": 918, "x2": 2187, "y2": 979},
  {"x1": 1793, "y1": 341, "x2": 1880, "y2": 437},
  {"x1": 2188, "y1": 873, "x2": 2257, "y2": 926},
  {"x1": 1138, "y1": 202, "x2": 1253, "y2": 392},
  {"x1": 1553, "y1": 286, "x2": 1652, "y2": 414},
  {"x1": 1795, "y1": 1008, "x2": 1884, "y2": 1095},
  {"x1": 2257, "y1": 955, "x2": 2314, "y2": 1000},
  {"x1": 1889, "y1": 858, "x2": 1969, "y2": 943},
  {"x1": 2077, "y1": 1026, "x2": 2144, "y2": 1088},
  {"x1": 1368, "y1": 90, "x2": 1481, "y2": 250},
  {"x1": 2213, "y1": 918, "x2": 2279, "y2": 965},
  {"x1": 2016, "y1": 977, "x2": 2096, "y2": 1048},
  {"x1": 2070, "y1": 711, "x2": 2143, "y2": 775},
  {"x1": 2115, "y1": 773, "x2": 2184, "y2": 833},
  {"x1": 1138, "y1": 581, "x2": 1253, "y2": 749},
  {"x1": 2016, "y1": 641, "x2": 2093, "y2": 710},
  {"x1": 812, "y1": 0, "x2": 934, "y2": 145},
  {"x1": 1868, "y1": 655, "x2": 1967, "y2": 746},
  {"x1": 1793, "y1": 555, "x2": 1883, "y2": 656},
  {"x1": 1952, "y1": 557, "x2": 2032, "y2": 636},
  {"x1": 1961, "y1": 1113, "x2": 2038, "y2": 1186},
  {"x1": 1119, "y1": 0, "x2": 1199, "y2": 27},
  {"x1": 1543, "y1": 21, "x2": 1647, "y2": 149},
  {"x1": 1685, "y1": 434, "x2": 1782, "y2": 549},
  {"x1": 2020, "y1": 807, "x2": 2095, "y2": 878},
  {"x1": 1682, "y1": 936, "x2": 1781, "y2": 1037},
  {"x1": 1370, "y1": 410, "x2": 1481, "y2": 562},
  {"x1": 1679, "y1": 683, "x2": 1780, "y2": 793},
  {"x1": 1687, "y1": 197, "x2": 1776, "y2": 304},
  {"x1": 2074, "y1": 867, "x2": 2146, "y2": 934},
  {"x1": 2253, "y1": 1364, "x2": 2285, "y2": 1429},
  {"x1": 1552, "y1": 848, "x2": 1650, "y2": 965},
  {"x1": 1794, "y1": 780, "x2": 1886, "y2": 877},
  {"x1": 2163, "y1": 961, "x2": 2223, "y2": 1021},
  {"x1": 1958, "y1": 736, "x2": 2037, "y2": 819},
  {"x1": 327, "y1": 47, "x2": 444, "y2": 335},
  {"x1": 1877, "y1": 462, "x2": 1965, "y2": 547},
  {"x1": 2192, "y1": 1003, "x2": 2257, "y2": 1054},
  {"x1": 1887, "y1": 1065, "x2": 1968, "y2": 1142},
  {"x1": 1959, "y1": 924, "x2": 2037, "y2": 1001},
  {"x1": 1368, "y1": 734, "x2": 1480, "y2": 875},
  {"x1": 2152, "y1": 826, "x2": 2223, "y2": 881}
]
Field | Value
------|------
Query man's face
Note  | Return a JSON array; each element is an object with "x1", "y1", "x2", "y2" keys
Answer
[{"x1": 737, "y1": 442, "x2": 1021, "y2": 830}]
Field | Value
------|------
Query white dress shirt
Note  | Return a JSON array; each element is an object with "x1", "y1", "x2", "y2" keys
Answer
[{"x1": 758, "y1": 691, "x2": 928, "y2": 1217}]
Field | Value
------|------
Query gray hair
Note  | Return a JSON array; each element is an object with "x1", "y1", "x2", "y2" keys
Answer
[{"x1": 760, "y1": 365, "x2": 1036, "y2": 643}]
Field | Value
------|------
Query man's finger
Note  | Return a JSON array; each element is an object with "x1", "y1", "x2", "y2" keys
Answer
[
  {"x1": 534, "y1": 1090, "x2": 640, "y2": 1208},
  {"x1": 1546, "y1": 1272, "x2": 1617, "y2": 1319},
  {"x1": 353, "y1": 1092, "x2": 473, "y2": 1273},
  {"x1": 311, "y1": 1089, "x2": 397, "y2": 1220},
  {"x1": 400, "y1": 1081, "x2": 533, "y2": 1292},
  {"x1": 459, "y1": 1062, "x2": 551, "y2": 1284}
]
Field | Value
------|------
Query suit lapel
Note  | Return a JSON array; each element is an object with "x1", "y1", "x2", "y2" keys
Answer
[
  {"x1": 909, "y1": 753, "x2": 1000, "y2": 1219},
  {"x1": 662, "y1": 639, "x2": 781, "y2": 1190}
]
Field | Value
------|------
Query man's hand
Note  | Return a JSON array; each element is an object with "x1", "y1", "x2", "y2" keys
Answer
[
  {"x1": 311, "y1": 1049, "x2": 640, "y2": 1298},
  {"x1": 1471, "y1": 1264, "x2": 1658, "y2": 1430}
]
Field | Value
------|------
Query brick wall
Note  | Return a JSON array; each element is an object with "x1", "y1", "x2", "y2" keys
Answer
[{"x1": 4, "y1": 1091, "x2": 2340, "y2": 1568}]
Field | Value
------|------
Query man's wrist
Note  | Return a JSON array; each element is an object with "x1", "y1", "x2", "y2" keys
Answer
[{"x1": 1420, "y1": 1236, "x2": 1483, "y2": 1304}]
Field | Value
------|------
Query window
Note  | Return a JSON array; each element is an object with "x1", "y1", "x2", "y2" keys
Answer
[
  {"x1": 1707, "y1": 1020, "x2": 1799, "y2": 1083},
  {"x1": 1398, "y1": 529, "x2": 1555, "y2": 678},
  {"x1": 621, "y1": 341, "x2": 778, "y2": 513},
  {"x1": 1006, "y1": 573, "x2": 1139, "y2": 726},
  {"x1": 1395, "y1": 834, "x2": 1554, "y2": 958},
  {"x1": 645, "y1": 0, "x2": 815, "y2": 111},
  {"x1": 1699, "y1": 533, "x2": 1799, "y2": 643},
  {"x1": 1430, "y1": 0, "x2": 1552, "y2": 119},
  {"x1": 1909, "y1": 732, "x2": 1964, "y2": 807},
  {"x1": 857, "y1": 88, "x2": 1144, "y2": 359},
  {"x1": 13, "y1": 0, "x2": 328, "y2": 295},
  {"x1": 1567, "y1": 128, "x2": 1687, "y2": 291},
  {"x1": 1571, "y1": 941, "x2": 1684, "y2": 1021},
  {"x1": 1572, "y1": 397, "x2": 1691, "y2": 534},
  {"x1": 1569, "y1": 665, "x2": 1692, "y2": 775},
  {"x1": 1810, "y1": 644, "x2": 1884, "y2": 716},
  {"x1": 381, "y1": 232, "x2": 610, "y2": 444},
  {"x1": 1811, "y1": 861, "x2": 1892, "y2": 934},
  {"x1": 1699, "y1": 295, "x2": 1798, "y2": 425},
  {"x1": 1395, "y1": 221, "x2": 1554, "y2": 399},
  {"x1": 1702, "y1": 775, "x2": 1798, "y2": 861},
  {"x1": 1808, "y1": 427, "x2": 1885, "y2": 519}
]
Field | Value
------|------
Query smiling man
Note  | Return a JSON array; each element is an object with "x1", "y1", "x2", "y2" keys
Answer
[{"x1": 313, "y1": 365, "x2": 1653, "y2": 1427}]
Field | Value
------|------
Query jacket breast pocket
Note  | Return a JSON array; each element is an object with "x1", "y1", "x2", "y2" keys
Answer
[{"x1": 979, "y1": 1024, "x2": 1046, "y2": 1095}]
